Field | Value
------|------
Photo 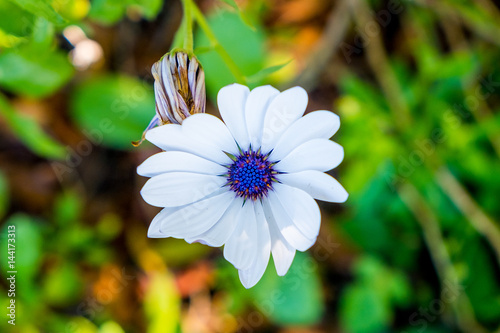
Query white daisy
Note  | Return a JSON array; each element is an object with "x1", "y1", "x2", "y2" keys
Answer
[{"x1": 138, "y1": 84, "x2": 348, "y2": 288}]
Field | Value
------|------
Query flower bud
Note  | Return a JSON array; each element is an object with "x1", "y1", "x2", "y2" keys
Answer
[
  {"x1": 133, "y1": 51, "x2": 206, "y2": 146},
  {"x1": 153, "y1": 51, "x2": 206, "y2": 124}
]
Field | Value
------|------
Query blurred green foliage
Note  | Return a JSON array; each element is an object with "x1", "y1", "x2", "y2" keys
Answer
[
  {"x1": 194, "y1": 10, "x2": 266, "y2": 99},
  {"x1": 0, "y1": 0, "x2": 500, "y2": 332},
  {"x1": 89, "y1": 0, "x2": 163, "y2": 24},
  {"x1": 0, "y1": 93, "x2": 66, "y2": 158},
  {"x1": 252, "y1": 252, "x2": 324, "y2": 325},
  {"x1": 70, "y1": 75, "x2": 155, "y2": 150},
  {"x1": 340, "y1": 256, "x2": 410, "y2": 333}
]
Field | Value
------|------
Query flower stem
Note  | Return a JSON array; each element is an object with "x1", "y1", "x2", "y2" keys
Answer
[
  {"x1": 181, "y1": 0, "x2": 194, "y2": 53},
  {"x1": 188, "y1": 0, "x2": 247, "y2": 84}
]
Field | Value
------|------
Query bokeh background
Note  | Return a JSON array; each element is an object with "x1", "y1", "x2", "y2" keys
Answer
[{"x1": 1, "y1": 0, "x2": 500, "y2": 332}]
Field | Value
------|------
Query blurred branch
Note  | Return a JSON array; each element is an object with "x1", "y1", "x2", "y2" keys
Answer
[
  {"x1": 437, "y1": 10, "x2": 500, "y2": 157},
  {"x1": 292, "y1": 0, "x2": 351, "y2": 90},
  {"x1": 475, "y1": 0, "x2": 500, "y2": 21},
  {"x1": 398, "y1": 183, "x2": 489, "y2": 333},
  {"x1": 348, "y1": 0, "x2": 412, "y2": 127},
  {"x1": 436, "y1": 168, "x2": 500, "y2": 266},
  {"x1": 415, "y1": 0, "x2": 500, "y2": 47}
]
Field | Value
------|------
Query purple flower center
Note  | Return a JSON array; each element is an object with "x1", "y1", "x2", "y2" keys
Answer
[{"x1": 226, "y1": 149, "x2": 277, "y2": 200}]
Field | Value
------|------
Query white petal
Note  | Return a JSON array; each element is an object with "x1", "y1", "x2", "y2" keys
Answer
[
  {"x1": 238, "y1": 202, "x2": 271, "y2": 288},
  {"x1": 156, "y1": 191, "x2": 235, "y2": 239},
  {"x1": 137, "y1": 151, "x2": 227, "y2": 177},
  {"x1": 182, "y1": 113, "x2": 239, "y2": 155},
  {"x1": 278, "y1": 170, "x2": 348, "y2": 203},
  {"x1": 223, "y1": 201, "x2": 258, "y2": 270},
  {"x1": 275, "y1": 139, "x2": 344, "y2": 173},
  {"x1": 270, "y1": 111, "x2": 340, "y2": 161},
  {"x1": 263, "y1": 190, "x2": 316, "y2": 251},
  {"x1": 244, "y1": 85, "x2": 280, "y2": 148},
  {"x1": 261, "y1": 86, "x2": 308, "y2": 154},
  {"x1": 217, "y1": 84, "x2": 251, "y2": 149},
  {"x1": 273, "y1": 183, "x2": 321, "y2": 240},
  {"x1": 145, "y1": 122, "x2": 231, "y2": 164},
  {"x1": 268, "y1": 216, "x2": 295, "y2": 276},
  {"x1": 185, "y1": 196, "x2": 244, "y2": 247},
  {"x1": 147, "y1": 209, "x2": 167, "y2": 238},
  {"x1": 140, "y1": 172, "x2": 226, "y2": 207}
]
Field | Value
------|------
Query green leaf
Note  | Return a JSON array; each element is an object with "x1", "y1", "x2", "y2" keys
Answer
[
  {"x1": 218, "y1": 0, "x2": 238, "y2": 10},
  {"x1": 42, "y1": 261, "x2": 84, "y2": 306},
  {"x1": 130, "y1": 0, "x2": 163, "y2": 20},
  {"x1": 245, "y1": 60, "x2": 292, "y2": 84},
  {"x1": 0, "y1": 214, "x2": 43, "y2": 290},
  {"x1": 31, "y1": 16, "x2": 54, "y2": 47},
  {"x1": 194, "y1": 10, "x2": 265, "y2": 100},
  {"x1": 0, "y1": 93, "x2": 66, "y2": 159},
  {"x1": 54, "y1": 191, "x2": 82, "y2": 226},
  {"x1": 339, "y1": 256, "x2": 411, "y2": 333},
  {"x1": 70, "y1": 75, "x2": 155, "y2": 150},
  {"x1": 89, "y1": 0, "x2": 161, "y2": 24},
  {"x1": 88, "y1": 0, "x2": 128, "y2": 25},
  {"x1": 0, "y1": 1, "x2": 35, "y2": 38},
  {"x1": 0, "y1": 43, "x2": 74, "y2": 98},
  {"x1": 339, "y1": 160, "x2": 420, "y2": 269},
  {"x1": 252, "y1": 252, "x2": 324, "y2": 325},
  {"x1": 455, "y1": 233, "x2": 500, "y2": 322},
  {"x1": 6, "y1": 0, "x2": 65, "y2": 25},
  {"x1": 0, "y1": 28, "x2": 27, "y2": 48},
  {"x1": 218, "y1": 0, "x2": 256, "y2": 31},
  {"x1": 99, "y1": 321, "x2": 126, "y2": 333},
  {"x1": 341, "y1": 284, "x2": 391, "y2": 333}
]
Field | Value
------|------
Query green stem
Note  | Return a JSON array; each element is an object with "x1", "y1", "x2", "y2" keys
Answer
[
  {"x1": 188, "y1": 0, "x2": 246, "y2": 84},
  {"x1": 181, "y1": 0, "x2": 194, "y2": 52},
  {"x1": 172, "y1": 16, "x2": 186, "y2": 49}
]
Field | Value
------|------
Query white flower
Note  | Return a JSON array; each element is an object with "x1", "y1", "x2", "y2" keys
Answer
[{"x1": 138, "y1": 84, "x2": 348, "y2": 288}]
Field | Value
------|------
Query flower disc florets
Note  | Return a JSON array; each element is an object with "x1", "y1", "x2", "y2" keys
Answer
[{"x1": 226, "y1": 149, "x2": 277, "y2": 200}]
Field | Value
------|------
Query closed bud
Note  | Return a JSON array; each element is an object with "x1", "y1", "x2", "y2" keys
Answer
[{"x1": 133, "y1": 51, "x2": 206, "y2": 146}]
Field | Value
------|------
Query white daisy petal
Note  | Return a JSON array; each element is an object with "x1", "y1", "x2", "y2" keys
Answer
[
  {"x1": 147, "y1": 208, "x2": 167, "y2": 238},
  {"x1": 271, "y1": 111, "x2": 340, "y2": 161},
  {"x1": 140, "y1": 172, "x2": 226, "y2": 207},
  {"x1": 261, "y1": 86, "x2": 308, "y2": 154},
  {"x1": 145, "y1": 124, "x2": 231, "y2": 164},
  {"x1": 185, "y1": 196, "x2": 244, "y2": 247},
  {"x1": 275, "y1": 139, "x2": 344, "y2": 172},
  {"x1": 263, "y1": 190, "x2": 316, "y2": 252},
  {"x1": 217, "y1": 83, "x2": 251, "y2": 149},
  {"x1": 238, "y1": 202, "x2": 271, "y2": 288},
  {"x1": 137, "y1": 151, "x2": 227, "y2": 177},
  {"x1": 268, "y1": 215, "x2": 296, "y2": 276},
  {"x1": 273, "y1": 183, "x2": 321, "y2": 240},
  {"x1": 278, "y1": 170, "x2": 348, "y2": 203},
  {"x1": 245, "y1": 85, "x2": 280, "y2": 148},
  {"x1": 223, "y1": 201, "x2": 258, "y2": 270},
  {"x1": 158, "y1": 191, "x2": 235, "y2": 238},
  {"x1": 182, "y1": 113, "x2": 239, "y2": 155}
]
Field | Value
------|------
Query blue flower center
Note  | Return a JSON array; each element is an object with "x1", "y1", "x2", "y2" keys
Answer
[{"x1": 226, "y1": 149, "x2": 277, "y2": 200}]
